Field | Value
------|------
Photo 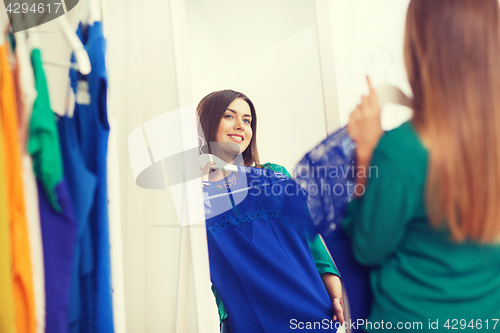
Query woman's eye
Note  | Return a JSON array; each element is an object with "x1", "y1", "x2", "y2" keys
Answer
[
  {"x1": 224, "y1": 114, "x2": 233, "y2": 119},
  {"x1": 243, "y1": 119, "x2": 251, "y2": 124}
]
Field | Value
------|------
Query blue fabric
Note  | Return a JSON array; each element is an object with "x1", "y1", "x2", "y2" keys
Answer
[
  {"x1": 38, "y1": 180, "x2": 78, "y2": 333},
  {"x1": 204, "y1": 166, "x2": 336, "y2": 333},
  {"x1": 68, "y1": 21, "x2": 113, "y2": 333},
  {"x1": 58, "y1": 114, "x2": 98, "y2": 333},
  {"x1": 294, "y1": 127, "x2": 371, "y2": 331}
]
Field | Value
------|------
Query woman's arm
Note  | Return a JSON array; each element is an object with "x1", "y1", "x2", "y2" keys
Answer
[
  {"x1": 347, "y1": 76, "x2": 384, "y2": 195},
  {"x1": 308, "y1": 235, "x2": 344, "y2": 322},
  {"x1": 308, "y1": 235, "x2": 340, "y2": 276},
  {"x1": 344, "y1": 76, "x2": 413, "y2": 265},
  {"x1": 321, "y1": 273, "x2": 344, "y2": 323}
]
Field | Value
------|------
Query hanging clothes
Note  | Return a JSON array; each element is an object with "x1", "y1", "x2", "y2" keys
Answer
[
  {"x1": 58, "y1": 114, "x2": 98, "y2": 333},
  {"x1": 26, "y1": 48, "x2": 63, "y2": 212},
  {"x1": 294, "y1": 127, "x2": 371, "y2": 331},
  {"x1": 68, "y1": 21, "x2": 113, "y2": 333},
  {"x1": 204, "y1": 166, "x2": 336, "y2": 333},
  {"x1": 14, "y1": 33, "x2": 37, "y2": 149},
  {"x1": 14, "y1": 32, "x2": 46, "y2": 333},
  {"x1": 0, "y1": 43, "x2": 16, "y2": 333},
  {"x1": 0, "y1": 40, "x2": 36, "y2": 333},
  {"x1": 28, "y1": 47, "x2": 78, "y2": 333},
  {"x1": 21, "y1": 155, "x2": 46, "y2": 333},
  {"x1": 37, "y1": 180, "x2": 79, "y2": 333}
]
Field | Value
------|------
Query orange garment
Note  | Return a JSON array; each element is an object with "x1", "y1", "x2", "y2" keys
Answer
[
  {"x1": 0, "y1": 42, "x2": 36, "y2": 333},
  {"x1": 0, "y1": 50, "x2": 16, "y2": 333}
]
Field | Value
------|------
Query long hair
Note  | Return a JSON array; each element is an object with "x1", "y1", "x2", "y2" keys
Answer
[
  {"x1": 197, "y1": 90, "x2": 261, "y2": 167},
  {"x1": 405, "y1": 0, "x2": 500, "y2": 243}
]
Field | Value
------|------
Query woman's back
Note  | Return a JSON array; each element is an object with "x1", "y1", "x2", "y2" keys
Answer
[{"x1": 343, "y1": 122, "x2": 500, "y2": 331}]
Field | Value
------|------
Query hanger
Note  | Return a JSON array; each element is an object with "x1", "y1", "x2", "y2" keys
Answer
[
  {"x1": 57, "y1": 16, "x2": 91, "y2": 75},
  {"x1": 26, "y1": 26, "x2": 41, "y2": 50},
  {"x1": 5, "y1": 0, "x2": 91, "y2": 75},
  {"x1": 14, "y1": 31, "x2": 29, "y2": 68},
  {"x1": 23, "y1": 14, "x2": 91, "y2": 74},
  {"x1": 0, "y1": 8, "x2": 10, "y2": 45},
  {"x1": 199, "y1": 154, "x2": 239, "y2": 172},
  {"x1": 375, "y1": 84, "x2": 413, "y2": 109},
  {"x1": 87, "y1": 0, "x2": 102, "y2": 25}
]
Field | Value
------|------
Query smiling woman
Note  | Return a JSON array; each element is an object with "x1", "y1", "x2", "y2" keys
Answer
[
  {"x1": 197, "y1": 90, "x2": 260, "y2": 169},
  {"x1": 216, "y1": 98, "x2": 253, "y2": 161},
  {"x1": 196, "y1": 90, "x2": 344, "y2": 333}
]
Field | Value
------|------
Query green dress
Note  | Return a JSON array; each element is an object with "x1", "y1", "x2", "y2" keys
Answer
[
  {"x1": 212, "y1": 162, "x2": 340, "y2": 322},
  {"x1": 343, "y1": 121, "x2": 500, "y2": 332}
]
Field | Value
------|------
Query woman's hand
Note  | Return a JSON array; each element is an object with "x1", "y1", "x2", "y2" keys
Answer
[
  {"x1": 347, "y1": 76, "x2": 383, "y2": 194},
  {"x1": 321, "y1": 273, "x2": 345, "y2": 323},
  {"x1": 347, "y1": 76, "x2": 383, "y2": 163}
]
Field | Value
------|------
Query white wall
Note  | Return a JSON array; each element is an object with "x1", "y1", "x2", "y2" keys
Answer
[
  {"x1": 330, "y1": 0, "x2": 412, "y2": 130},
  {"x1": 186, "y1": 0, "x2": 329, "y2": 172},
  {"x1": 105, "y1": 0, "x2": 185, "y2": 331}
]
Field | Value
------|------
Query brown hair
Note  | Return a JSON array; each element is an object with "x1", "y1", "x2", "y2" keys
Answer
[
  {"x1": 197, "y1": 90, "x2": 261, "y2": 167},
  {"x1": 405, "y1": 0, "x2": 500, "y2": 243}
]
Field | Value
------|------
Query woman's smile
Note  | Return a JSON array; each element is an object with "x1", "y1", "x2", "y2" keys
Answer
[
  {"x1": 216, "y1": 97, "x2": 253, "y2": 156},
  {"x1": 227, "y1": 134, "x2": 244, "y2": 142}
]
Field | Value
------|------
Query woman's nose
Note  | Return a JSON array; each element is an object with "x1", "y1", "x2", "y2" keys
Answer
[{"x1": 234, "y1": 119, "x2": 244, "y2": 130}]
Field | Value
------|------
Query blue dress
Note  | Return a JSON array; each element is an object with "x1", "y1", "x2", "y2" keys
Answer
[
  {"x1": 38, "y1": 180, "x2": 77, "y2": 333},
  {"x1": 69, "y1": 21, "x2": 113, "y2": 333},
  {"x1": 204, "y1": 166, "x2": 336, "y2": 333},
  {"x1": 58, "y1": 114, "x2": 98, "y2": 333},
  {"x1": 295, "y1": 127, "x2": 371, "y2": 330}
]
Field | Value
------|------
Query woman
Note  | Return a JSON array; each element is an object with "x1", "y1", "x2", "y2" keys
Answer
[
  {"x1": 198, "y1": 90, "x2": 344, "y2": 333},
  {"x1": 345, "y1": 1, "x2": 500, "y2": 332}
]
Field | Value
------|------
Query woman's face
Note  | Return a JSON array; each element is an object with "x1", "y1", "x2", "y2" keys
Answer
[{"x1": 216, "y1": 98, "x2": 253, "y2": 158}]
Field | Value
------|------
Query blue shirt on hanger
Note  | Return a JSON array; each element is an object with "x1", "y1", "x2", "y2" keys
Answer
[{"x1": 68, "y1": 21, "x2": 113, "y2": 333}]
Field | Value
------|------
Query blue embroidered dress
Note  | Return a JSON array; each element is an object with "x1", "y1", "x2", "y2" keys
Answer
[
  {"x1": 295, "y1": 127, "x2": 371, "y2": 330},
  {"x1": 204, "y1": 166, "x2": 336, "y2": 333}
]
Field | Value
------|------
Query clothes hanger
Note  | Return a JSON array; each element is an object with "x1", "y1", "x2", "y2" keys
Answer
[
  {"x1": 199, "y1": 154, "x2": 253, "y2": 199},
  {"x1": 26, "y1": 26, "x2": 41, "y2": 50},
  {"x1": 0, "y1": 10, "x2": 8, "y2": 45},
  {"x1": 375, "y1": 84, "x2": 413, "y2": 109},
  {"x1": 14, "y1": 31, "x2": 29, "y2": 71},
  {"x1": 3, "y1": 6, "x2": 91, "y2": 76},
  {"x1": 87, "y1": 0, "x2": 102, "y2": 25},
  {"x1": 199, "y1": 154, "x2": 239, "y2": 172},
  {"x1": 57, "y1": 16, "x2": 91, "y2": 75},
  {"x1": 20, "y1": 9, "x2": 92, "y2": 75}
]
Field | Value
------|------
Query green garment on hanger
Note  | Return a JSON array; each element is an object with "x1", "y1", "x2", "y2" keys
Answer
[{"x1": 27, "y1": 48, "x2": 63, "y2": 212}]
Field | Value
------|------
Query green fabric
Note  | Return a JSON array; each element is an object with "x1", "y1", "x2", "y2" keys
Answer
[
  {"x1": 212, "y1": 162, "x2": 339, "y2": 322},
  {"x1": 261, "y1": 162, "x2": 292, "y2": 177},
  {"x1": 343, "y1": 121, "x2": 500, "y2": 332},
  {"x1": 27, "y1": 49, "x2": 63, "y2": 212},
  {"x1": 307, "y1": 233, "x2": 339, "y2": 276},
  {"x1": 8, "y1": 33, "x2": 15, "y2": 52}
]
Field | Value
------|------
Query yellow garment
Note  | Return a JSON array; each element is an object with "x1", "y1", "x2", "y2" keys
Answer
[
  {"x1": 0, "y1": 42, "x2": 36, "y2": 333},
  {"x1": 0, "y1": 45, "x2": 16, "y2": 333}
]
